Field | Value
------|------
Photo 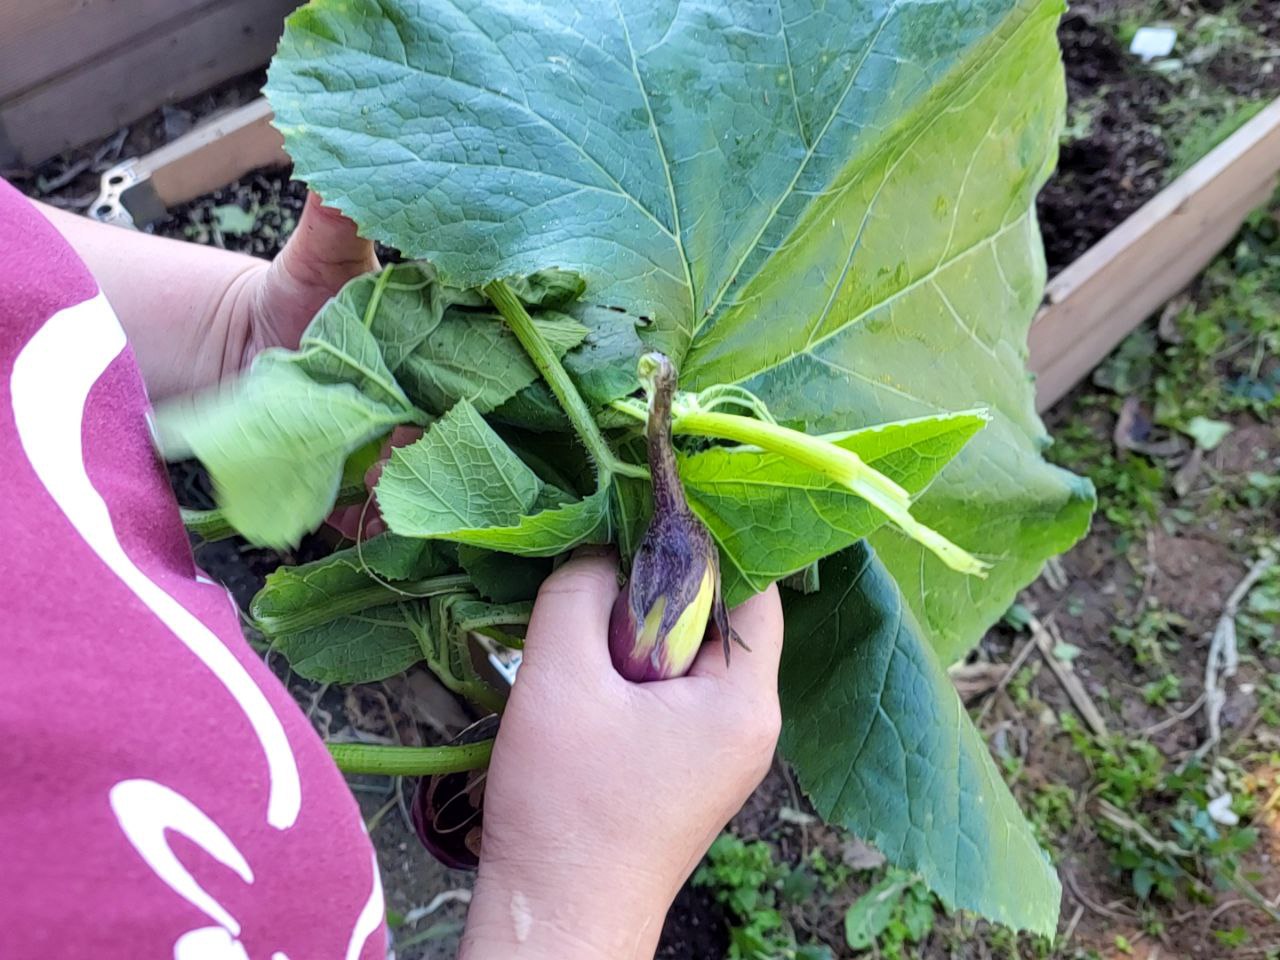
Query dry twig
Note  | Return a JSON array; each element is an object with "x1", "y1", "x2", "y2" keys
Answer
[
  {"x1": 1060, "y1": 904, "x2": 1085, "y2": 945},
  {"x1": 1194, "y1": 555, "x2": 1275, "y2": 760},
  {"x1": 974, "y1": 634, "x2": 1039, "y2": 725},
  {"x1": 1141, "y1": 692, "x2": 1207, "y2": 737},
  {"x1": 1062, "y1": 866, "x2": 1134, "y2": 921},
  {"x1": 1031, "y1": 615, "x2": 1108, "y2": 737}
]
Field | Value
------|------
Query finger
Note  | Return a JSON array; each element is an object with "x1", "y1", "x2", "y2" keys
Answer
[
  {"x1": 325, "y1": 504, "x2": 364, "y2": 540},
  {"x1": 689, "y1": 585, "x2": 784, "y2": 694},
  {"x1": 523, "y1": 551, "x2": 621, "y2": 675},
  {"x1": 277, "y1": 192, "x2": 378, "y2": 289}
]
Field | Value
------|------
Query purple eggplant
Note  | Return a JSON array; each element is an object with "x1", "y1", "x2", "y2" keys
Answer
[{"x1": 608, "y1": 353, "x2": 743, "y2": 681}]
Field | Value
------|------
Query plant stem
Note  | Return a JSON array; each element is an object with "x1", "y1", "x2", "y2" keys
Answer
[
  {"x1": 609, "y1": 399, "x2": 987, "y2": 577},
  {"x1": 255, "y1": 573, "x2": 474, "y2": 636},
  {"x1": 327, "y1": 740, "x2": 493, "y2": 776},
  {"x1": 362, "y1": 265, "x2": 395, "y2": 329},
  {"x1": 484, "y1": 279, "x2": 646, "y2": 480},
  {"x1": 180, "y1": 507, "x2": 238, "y2": 543},
  {"x1": 680, "y1": 410, "x2": 986, "y2": 575},
  {"x1": 674, "y1": 409, "x2": 912, "y2": 505},
  {"x1": 182, "y1": 483, "x2": 369, "y2": 542}
]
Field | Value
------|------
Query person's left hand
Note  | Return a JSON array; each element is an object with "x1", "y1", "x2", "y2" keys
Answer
[
  {"x1": 238, "y1": 192, "x2": 379, "y2": 362},
  {"x1": 37, "y1": 188, "x2": 378, "y2": 399}
]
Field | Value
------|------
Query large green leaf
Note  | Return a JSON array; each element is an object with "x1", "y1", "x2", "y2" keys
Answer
[
  {"x1": 272, "y1": 604, "x2": 426, "y2": 683},
  {"x1": 779, "y1": 545, "x2": 1060, "y2": 935},
  {"x1": 267, "y1": 0, "x2": 1091, "y2": 661},
  {"x1": 377, "y1": 400, "x2": 612, "y2": 556},
  {"x1": 377, "y1": 399, "x2": 543, "y2": 531},
  {"x1": 682, "y1": 411, "x2": 987, "y2": 606},
  {"x1": 398, "y1": 310, "x2": 588, "y2": 414},
  {"x1": 153, "y1": 353, "x2": 413, "y2": 549}
]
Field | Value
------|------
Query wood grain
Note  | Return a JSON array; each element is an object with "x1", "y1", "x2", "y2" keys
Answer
[
  {"x1": 145, "y1": 98, "x2": 287, "y2": 209},
  {"x1": 0, "y1": 0, "x2": 215, "y2": 102},
  {"x1": 0, "y1": 0, "x2": 298, "y2": 166}
]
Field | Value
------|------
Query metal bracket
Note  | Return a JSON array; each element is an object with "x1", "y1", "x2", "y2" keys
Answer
[
  {"x1": 87, "y1": 98, "x2": 287, "y2": 229},
  {"x1": 89, "y1": 159, "x2": 166, "y2": 228}
]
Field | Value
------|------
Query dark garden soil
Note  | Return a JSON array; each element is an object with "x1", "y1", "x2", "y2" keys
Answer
[
  {"x1": 1038, "y1": 1, "x2": 1280, "y2": 274},
  {"x1": 1037, "y1": 11, "x2": 1175, "y2": 273},
  {"x1": 10, "y1": 2, "x2": 1280, "y2": 957}
]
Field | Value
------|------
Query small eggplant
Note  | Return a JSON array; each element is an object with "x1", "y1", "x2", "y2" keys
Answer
[{"x1": 608, "y1": 353, "x2": 744, "y2": 682}]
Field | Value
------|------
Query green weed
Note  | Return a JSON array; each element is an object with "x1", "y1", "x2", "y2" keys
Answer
[
  {"x1": 842, "y1": 868, "x2": 938, "y2": 959},
  {"x1": 1062, "y1": 715, "x2": 1261, "y2": 903},
  {"x1": 694, "y1": 834, "x2": 832, "y2": 960}
]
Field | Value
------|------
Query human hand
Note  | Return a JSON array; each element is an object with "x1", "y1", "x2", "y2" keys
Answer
[
  {"x1": 238, "y1": 192, "x2": 379, "y2": 361},
  {"x1": 36, "y1": 191, "x2": 376, "y2": 398},
  {"x1": 460, "y1": 552, "x2": 784, "y2": 960}
]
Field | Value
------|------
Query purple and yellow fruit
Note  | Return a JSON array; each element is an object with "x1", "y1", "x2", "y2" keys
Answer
[{"x1": 608, "y1": 353, "x2": 743, "y2": 682}]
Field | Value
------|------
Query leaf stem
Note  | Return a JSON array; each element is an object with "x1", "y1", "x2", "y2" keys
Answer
[
  {"x1": 327, "y1": 740, "x2": 492, "y2": 776},
  {"x1": 362, "y1": 265, "x2": 395, "y2": 330},
  {"x1": 255, "y1": 573, "x2": 474, "y2": 636},
  {"x1": 609, "y1": 400, "x2": 987, "y2": 577},
  {"x1": 484, "y1": 279, "x2": 646, "y2": 480},
  {"x1": 180, "y1": 506, "x2": 239, "y2": 543},
  {"x1": 680, "y1": 410, "x2": 986, "y2": 575},
  {"x1": 610, "y1": 400, "x2": 913, "y2": 506}
]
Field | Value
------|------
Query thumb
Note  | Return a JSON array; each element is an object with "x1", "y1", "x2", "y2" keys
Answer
[
  {"x1": 523, "y1": 551, "x2": 621, "y2": 678},
  {"x1": 276, "y1": 192, "x2": 378, "y2": 291}
]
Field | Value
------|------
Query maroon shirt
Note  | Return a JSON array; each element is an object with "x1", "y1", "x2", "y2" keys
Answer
[{"x1": 0, "y1": 179, "x2": 386, "y2": 959}]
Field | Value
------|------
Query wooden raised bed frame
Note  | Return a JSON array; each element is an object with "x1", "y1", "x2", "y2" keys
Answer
[
  {"x1": 1029, "y1": 97, "x2": 1280, "y2": 410},
  {"x1": 0, "y1": 0, "x2": 299, "y2": 167},
  {"x1": 92, "y1": 95, "x2": 1280, "y2": 412}
]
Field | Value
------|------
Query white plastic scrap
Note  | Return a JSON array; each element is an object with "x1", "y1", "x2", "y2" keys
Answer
[
  {"x1": 1130, "y1": 26, "x2": 1178, "y2": 63},
  {"x1": 1206, "y1": 793, "x2": 1239, "y2": 827}
]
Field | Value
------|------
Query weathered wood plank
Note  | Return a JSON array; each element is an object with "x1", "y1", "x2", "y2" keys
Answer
[
  {"x1": 0, "y1": 0, "x2": 297, "y2": 166},
  {"x1": 0, "y1": 0, "x2": 214, "y2": 102},
  {"x1": 1029, "y1": 97, "x2": 1280, "y2": 411}
]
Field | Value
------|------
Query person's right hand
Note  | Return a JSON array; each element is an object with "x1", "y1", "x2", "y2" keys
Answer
[{"x1": 460, "y1": 551, "x2": 784, "y2": 960}]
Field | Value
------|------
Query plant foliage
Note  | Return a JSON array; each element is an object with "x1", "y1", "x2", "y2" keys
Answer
[{"x1": 158, "y1": 0, "x2": 1096, "y2": 935}]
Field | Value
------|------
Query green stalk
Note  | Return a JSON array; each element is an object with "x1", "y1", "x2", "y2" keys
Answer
[
  {"x1": 484, "y1": 279, "x2": 646, "y2": 480},
  {"x1": 256, "y1": 573, "x2": 474, "y2": 636},
  {"x1": 673, "y1": 409, "x2": 912, "y2": 505},
  {"x1": 362, "y1": 265, "x2": 395, "y2": 329},
  {"x1": 180, "y1": 507, "x2": 239, "y2": 543},
  {"x1": 680, "y1": 410, "x2": 985, "y2": 575},
  {"x1": 609, "y1": 400, "x2": 986, "y2": 577},
  {"x1": 327, "y1": 740, "x2": 493, "y2": 776},
  {"x1": 183, "y1": 483, "x2": 369, "y2": 543}
]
